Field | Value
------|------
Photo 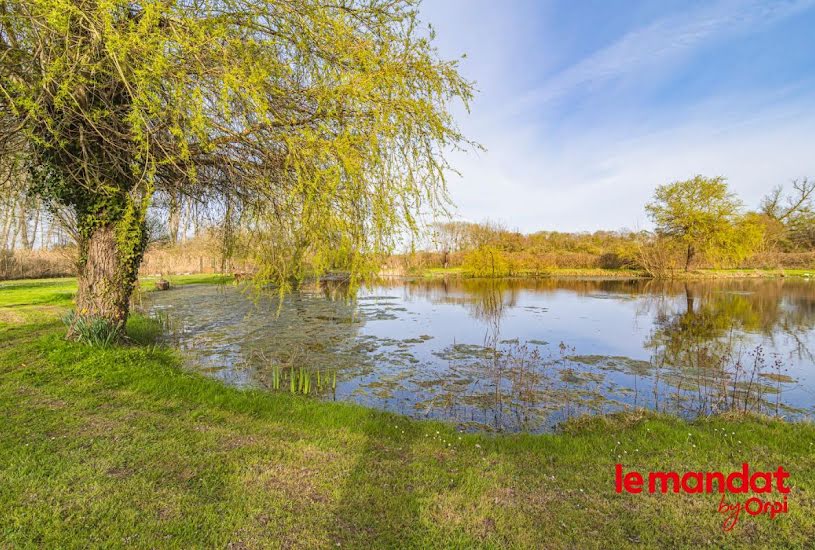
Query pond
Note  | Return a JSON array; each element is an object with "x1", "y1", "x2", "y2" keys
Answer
[{"x1": 143, "y1": 277, "x2": 815, "y2": 432}]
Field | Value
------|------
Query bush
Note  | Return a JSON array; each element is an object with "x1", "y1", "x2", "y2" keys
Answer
[
  {"x1": 634, "y1": 236, "x2": 684, "y2": 278},
  {"x1": 0, "y1": 248, "x2": 75, "y2": 280},
  {"x1": 598, "y1": 252, "x2": 625, "y2": 269},
  {"x1": 462, "y1": 246, "x2": 512, "y2": 277},
  {"x1": 741, "y1": 251, "x2": 815, "y2": 269}
]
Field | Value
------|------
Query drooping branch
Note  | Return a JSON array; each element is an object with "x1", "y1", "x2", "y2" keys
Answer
[{"x1": 0, "y1": 0, "x2": 475, "y2": 328}]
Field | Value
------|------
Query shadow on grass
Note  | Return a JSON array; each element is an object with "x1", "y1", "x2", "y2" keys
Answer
[
  {"x1": 0, "y1": 319, "x2": 65, "y2": 350},
  {"x1": 330, "y1": 410, "x2": 430, "y2": 547}
]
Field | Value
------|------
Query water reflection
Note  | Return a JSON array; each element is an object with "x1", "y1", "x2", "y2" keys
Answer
[
  {"x1": 641, "y1": 282, "x2": 815, "y2": 417},
  {"x1": 143, "y1": 277, "x2": 815, "y2": 432}
]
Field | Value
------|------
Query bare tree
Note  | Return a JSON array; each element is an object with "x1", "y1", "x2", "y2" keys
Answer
[
  {"x1": 761, "y1": 178, "x2": 815, "y2": 222},
  {"x1": 760, "y1": 178, "x2": 815, "y2": 250}
]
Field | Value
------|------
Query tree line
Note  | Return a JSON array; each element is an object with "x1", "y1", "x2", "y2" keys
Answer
[
  {"x1": 416, "y1": 175, "x2": 815, "y2": 277},
  {"x1": 4, "y1": 173, "x2": 813, "y2": 282}
]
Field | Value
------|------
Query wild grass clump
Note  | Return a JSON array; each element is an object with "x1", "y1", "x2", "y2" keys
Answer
[
  {"x1": 62, "y1": 310, "x2": 122, "y2": 348},
  {"x1": 125, "y1": 314, "x2": 165, "y2": 346}
]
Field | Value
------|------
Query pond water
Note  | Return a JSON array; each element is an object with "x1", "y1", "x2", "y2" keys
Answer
[{"x1": 143, "y1": 277, "x2": 815, "y2": 432}]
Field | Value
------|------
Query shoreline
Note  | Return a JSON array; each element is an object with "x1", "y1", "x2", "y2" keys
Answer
[
  {"x1": 394, "y1": 266, "x2": 815, "y2": 281},
  {"x1": 2, "y1": 266, "x2": 814, "y2": 287}
]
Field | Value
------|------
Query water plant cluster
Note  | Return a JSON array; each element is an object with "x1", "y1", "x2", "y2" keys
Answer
[{"x1": 270, "y1": 364, "x2": 337, "y2": 396}]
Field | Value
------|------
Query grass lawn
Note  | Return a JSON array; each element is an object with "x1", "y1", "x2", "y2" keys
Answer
[{"x1": 1, "y1": 278, "x2": 814, "y2": 548}]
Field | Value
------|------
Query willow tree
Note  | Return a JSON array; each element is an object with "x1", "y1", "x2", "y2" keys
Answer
[
  {"x1": 645, "y1": 176, "x2": 762, "y2": 271},
  {"x1": 0, "y1": 0, "x2": 473, "y2": 334}
]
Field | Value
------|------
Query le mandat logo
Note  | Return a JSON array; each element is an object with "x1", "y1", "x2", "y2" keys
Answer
[{"x1": 615, "y1": 463, "x2": 790, "y2": 531}]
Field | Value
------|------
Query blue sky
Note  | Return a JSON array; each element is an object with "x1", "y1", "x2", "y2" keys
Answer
[{"x1": 420, "y1": 0, "x2": 815, "y2": 232}]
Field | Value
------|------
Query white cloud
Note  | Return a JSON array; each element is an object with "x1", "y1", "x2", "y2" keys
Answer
[
  {"x1": 420, "y1": 0, "x2": 815, "y2": 232},
  {"x1": 513, "y1": 0, "x2": 815, "y2": 110},
  {"x1": 446, "y1": 93, "x2": 815, "y2": 232}
]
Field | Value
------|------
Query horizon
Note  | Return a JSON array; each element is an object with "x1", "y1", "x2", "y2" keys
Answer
[{"x1": 421, "y1": 0, "x2": 815, "y2": 233}]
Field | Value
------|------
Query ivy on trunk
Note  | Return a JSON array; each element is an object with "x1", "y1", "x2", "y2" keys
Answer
[{"x1": 70, "y1": 223, "x2": 146, "y2": 336}]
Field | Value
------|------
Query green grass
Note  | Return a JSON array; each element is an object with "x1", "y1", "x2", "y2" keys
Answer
[
  {"x1": 1, "y1": 280, "x2": 815, "y2": 547},
  {"x1": 139, "y1": 273, "x2": 234, "y2": 286},
  {"x1": 0, "y1": 274, "x2": 230, "y2": 324},
  {"x1": 703, "y1": 268, "x2": 815, "y2": 278}
]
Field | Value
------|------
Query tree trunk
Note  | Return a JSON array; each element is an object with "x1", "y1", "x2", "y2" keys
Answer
[
  {"x1": 168, "y1": 192, "x2": 181, "y2": 244},
  {"x1": 0, "y1": 200, "x2": 13, "y2": 249},
  {"x1": 685, "y1": 284, "x2": 695, "y2": 313},
  {"x1": 29, "y1": 201, "x2": 41, "y2": 250},
  {"x1": 220, "y1": 197, "x2": 235, "y2": 273},
  {"x1": 71, "y1": 225, "x2": 140, "y2": 335},
  {"x1": 684, "y1": 244, "x2": 695, "y2": 272},
  {"x1": 18, "y1": 200, "x2": 30, "y2": 250}
]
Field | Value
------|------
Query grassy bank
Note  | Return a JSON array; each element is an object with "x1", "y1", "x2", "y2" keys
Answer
[
  {"x1": 415, "y1": 267, "x2": 647, "y2": 279},
  {"x1": 411, "y1": 266, "x2": 814, "y2": 280},
  {"x1": 1, "y1": 280, "x2": 815, "y2": 547}
]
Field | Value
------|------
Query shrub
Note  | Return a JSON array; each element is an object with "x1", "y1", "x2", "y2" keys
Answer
[
  {"x1": 462, "y1": 246, "x2": 511, "y2": 277},
  {"x1": 598, "y1": 252, "x2": 625, "y2": 269}
]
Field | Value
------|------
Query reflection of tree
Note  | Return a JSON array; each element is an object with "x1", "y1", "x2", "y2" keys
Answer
[
  {"x1": 645, "y1": 281, "x2": 815, "y2": 360},
  {"x1": 258, "y1": 283, "x2": 383, "y2": 398},
  {"x1": 401, "y1": 278, "x2": 517, "y2": 327},
  {"x1": 398, "y1": 277, "x2": 815, "y2": 351},
  {"x1": 643, "y1": 281, "x2": 815, "y2": 414},
  {"x1": 317, "y1": 278, "x2": 353, "y2": 302},
  {"x1": 399, "y1": 278, "x2": 542, "y2": 429},
  {"x1": 348, "y1": 277, "x2": 815, "y2": 425},
  {"x1": 645, "y1": 286, "x2": 742, "y2": 403},
  {"x1": 465, "y1": 280, "x2": 511, "y2": 332}
]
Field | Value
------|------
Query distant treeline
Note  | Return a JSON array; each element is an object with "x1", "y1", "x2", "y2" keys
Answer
[{"x1": 390, "y1": 176, "x2": 815, "y2": 278}]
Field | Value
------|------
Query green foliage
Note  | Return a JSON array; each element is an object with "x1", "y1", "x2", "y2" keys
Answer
[
  {"x1": 0, "y1": 0, "x2": 474, "y2": 302},
  {"x1": 462, "y1": 245, "x2": 512, "y2": 277},
  {"x1": 646, "y1": 175, "x2": 740, "y2": 243},
  {"x1": 113, "y1": 193, "x2": 151, "y2": 284},
  {"x1": 646, "y1": 176, "x2": 762, "y2": 270},
  {"x1": 270, "y1": 366, "x2": 337, "y2": 395},
  {"x1": 714, "y1": 213, "x2": 767, "y2": 266}
]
